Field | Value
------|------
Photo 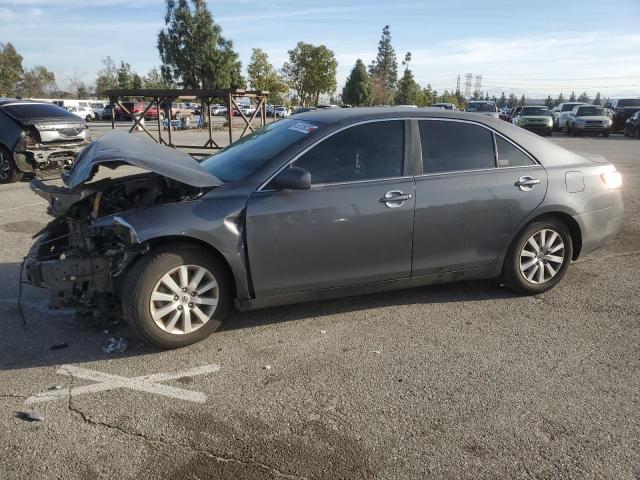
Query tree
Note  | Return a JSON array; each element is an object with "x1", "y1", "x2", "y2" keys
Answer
[
  {"x1": 0, "y1": 42, "x2": 24, "y2": 96},
  {"x1": 421, "y1": 84, "x2": 437, "y2": 106},
  {"x1": 577, "y1": 91, "x2": 589, "y2": 103},
  {"x1": 507, "y1": 93, "x2": 517, "y2": 108},
  {"x1": 16, "y1": 66, "x2": 56, "y2": 98},
  {"x1": 282, "y1": 41, "x2": 337, "y2": 107},
  {"x1": 555, "y1": 92, "x2": 564, "y2": 106},
  {"x1": 158, "y1": 0, "x2": 243, "y2": 89},
  {"x1": 593, "y1": 91, "x2": 601, "y2": 105},
  {"x1": 69, "y1": 72, "x2": 90, "y2": 99},
  {"x1": 394, "y1": 52, "x2": 421, "y2": 105},
  {"x1": 544, "y1": 95, "x2": 554, "y2": 108},
  {"x1": 95, "y1": 56, "x2": 118, "y2": 97},
  {"x1": 368, "y1": 25, "x2": 398, "y2": 105},
  {"x1": 498, "y1": 92, "x2": 507, "y2": 108},
  {"x1": 342, "y1": 59, "x2": 372, "y2": 106},
  {"x1": 518, "y1": 94, "x2": 527, "y2": 106},
  {"x1": 143, "y1": 67, "x2": 171, "y2": 88},
  {"x1": 247, "y1": 48, "x2": 288, "y2": 104},
  {"x1": 569, "y1": 91, "x2": 576, "y2": 102}
]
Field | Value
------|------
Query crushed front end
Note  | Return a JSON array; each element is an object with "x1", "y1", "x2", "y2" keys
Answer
[{"x1": 25, "y1": 173, "x2": 207, "y2": 312}]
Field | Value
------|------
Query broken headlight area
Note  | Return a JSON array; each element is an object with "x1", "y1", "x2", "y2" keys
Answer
[{"x1": 25, "y1": 172, "x2": 207, "y2": 309}]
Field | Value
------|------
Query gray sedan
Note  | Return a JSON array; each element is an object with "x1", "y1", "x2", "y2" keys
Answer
[{"x1": 26, "y1": 108, "x2": 624, "y2": 348}]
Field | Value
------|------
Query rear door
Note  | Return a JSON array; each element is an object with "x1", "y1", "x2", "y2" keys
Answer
[
  {"x1": 412, "y1": 119, "x2": 547, "y2": 276},
  {"x1": 245, "y1": 120, "x2": 416, "y2": 298}
]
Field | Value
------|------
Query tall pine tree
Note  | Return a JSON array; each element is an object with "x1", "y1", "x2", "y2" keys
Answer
[
  {"x1": 342, "y1": 59, "x2": 372, "y2": 106},
  {"x1": 368, "y1": 25, "x2": 398, "y2": 105}
]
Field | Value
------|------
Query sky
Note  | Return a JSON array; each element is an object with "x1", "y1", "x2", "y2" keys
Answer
[{"x1": 0, "y1": 0, "x2": 639, "y2": 99}]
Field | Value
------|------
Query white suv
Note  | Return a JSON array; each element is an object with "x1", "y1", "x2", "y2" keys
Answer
[{"x1": 552, "y1": 102, "x2": 586, "y2": 131}]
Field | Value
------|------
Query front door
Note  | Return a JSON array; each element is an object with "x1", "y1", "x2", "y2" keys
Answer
[{"x1": 246, "y1": 120, "x2": 415, "y2": 298}]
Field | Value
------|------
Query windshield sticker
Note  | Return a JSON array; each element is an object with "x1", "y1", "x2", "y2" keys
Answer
[{"x1": 288, "y1": 122, "x2": 319, "y2": 134}]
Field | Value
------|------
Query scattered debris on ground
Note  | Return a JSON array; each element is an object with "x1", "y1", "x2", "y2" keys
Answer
[
  {"x1": 19, "y1": 410, "x2": 44, "y2": 422},
  {"x1": 102, "y1": 337, "x2": 128, "y2": 354}
]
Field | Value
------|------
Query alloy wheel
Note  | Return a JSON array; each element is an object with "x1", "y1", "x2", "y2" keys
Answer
[
  {"x1": 149, "y1": 264, "x2": 219, "y2": 335},
  {"x1": 519, "y1": 229, "x2": 565, "y2": 284}
]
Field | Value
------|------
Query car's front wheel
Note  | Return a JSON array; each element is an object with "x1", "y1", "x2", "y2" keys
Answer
[
  {"x1": 122, "y1": 243, "x2": 231, "y2": 348},
  {"x1": 502, "y1": 218, "x2": 573, "y2": 295},
  {"x1": 0, "y1": 147, "x2": 24, "y2": 184}
]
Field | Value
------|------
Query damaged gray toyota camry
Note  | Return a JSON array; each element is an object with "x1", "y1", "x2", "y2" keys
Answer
[{"x1": 25, "y1": 108, "x2": 623, "y2": 348}]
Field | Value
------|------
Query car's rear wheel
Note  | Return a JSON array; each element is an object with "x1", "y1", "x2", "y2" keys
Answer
[
  {"x1": 635, "y1": 128, "x2": 640, "y2": 139},
  {"x1": 0, "y1": 147, "x2": 24, "y2": 184},
  {"x1": 122, "y1": 243, "x2": 231, "y2": 348},
  {"x1": 502, "y1": 218, "x2": 573, "y2": 295}
]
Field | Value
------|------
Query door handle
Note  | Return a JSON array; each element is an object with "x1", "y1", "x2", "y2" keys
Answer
[
  {"x1": 380, "y1": 190, "x2": 412, "y2": 207},
  {"x1": 515, "y1": 176, "x2": 540, "y2": 191}
]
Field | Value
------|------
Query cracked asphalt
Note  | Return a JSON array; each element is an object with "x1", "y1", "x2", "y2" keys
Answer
[{"x1": 0, "y1": 133, "x2": 639, "y2": 479}]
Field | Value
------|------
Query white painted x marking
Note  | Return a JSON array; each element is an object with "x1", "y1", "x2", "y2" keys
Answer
[{"x1": 25, "y1": 364, "x2": 220, "y2": 405}]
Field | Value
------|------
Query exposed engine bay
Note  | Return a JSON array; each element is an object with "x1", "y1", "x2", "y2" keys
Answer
[{"x1": 26, "y1": 172, "x2": 207, "y2": 310}]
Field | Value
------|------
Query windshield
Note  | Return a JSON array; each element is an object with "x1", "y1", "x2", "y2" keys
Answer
[
  {"x1": 201, "y1": 119, "x2": 325, "y2": 182},
  {"x1": 618, "y1": 99, "x2": 640, "y2": 107},
  {"x1": 576, "y1": 106, "x2": 604, "y2": 116},
  {"x1": 466, "y1": 102, "x2": 497, "y2": 112},
  {"x1": 521, "y1": 107, "x2": 549, "y2": 116},
  {"x1": 561, "y1": 103, "x2": 581, "y2": 112},
  {"x1": 0, "y1": 102, "x2": 80, "y2": 121}
]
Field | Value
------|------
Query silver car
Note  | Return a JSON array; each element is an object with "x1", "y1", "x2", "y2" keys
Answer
[{"x1": 26, "y1": 108, "x2": 623, "y2": 348}]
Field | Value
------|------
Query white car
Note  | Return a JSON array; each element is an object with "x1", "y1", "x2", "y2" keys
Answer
[
  {"x1": 432, "y1": 103, "x2": 457, "y2": 110},
  {"x1": 274, "y1": 106, "x2": 290, "y2": 117},
  {"x1": 211, "y1": 105, "x2": 227, "y2": 116},
  {"x1": 552, "y1": 102, "x2": 586, "y2": 131},
  {"x1": 66, "y1": 105, "x2": 95, "y2": 122},
  {"x1": 240, "y1": 105, "x2": 256, "y2": 116},
  {"x1": 90, "y1": 102, "x2": 107, "y2": 120},
  {"x1": 465, "y1": 101, "x2": 499, "y2": 119}
]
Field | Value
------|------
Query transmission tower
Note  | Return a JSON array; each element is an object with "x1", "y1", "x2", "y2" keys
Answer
[
  {"x1": 456, "y1": 75, "x2": 461, "y2": 93},
  {"x1": 464, "y1": 73, "x2": 473, "y2": 99},
  {"x1": 474, "y1": 74, "x2": 483, "y2": 96}
]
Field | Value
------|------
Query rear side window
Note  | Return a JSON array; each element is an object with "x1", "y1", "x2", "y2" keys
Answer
[
  {"x1": 495, "y1": 136, "x2": 536, "y2": 167},
  {"x1": 419, "y1": 120, "x2": 495, "y2": 174},
  {"x1": 294, "y1": 120, "x2": 404, "y2": 184}
]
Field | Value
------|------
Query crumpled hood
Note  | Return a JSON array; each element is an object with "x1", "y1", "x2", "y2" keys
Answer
[{"x1": 63, "y1": 132, "x2": 223, "y2": 190}]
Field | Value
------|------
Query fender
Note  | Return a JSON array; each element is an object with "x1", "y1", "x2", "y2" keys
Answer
[{"x1": 91, "y1": 194, "x2": 253, "y2": 300}]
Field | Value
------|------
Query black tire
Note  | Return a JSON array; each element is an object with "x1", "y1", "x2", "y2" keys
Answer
[
  {"x1": 565, "y1": 125, "x2": 571, "y2": 135},
  {"x1": 571, "y1": 126, "x2": 577, "y2": 136},
  {"x1": 122, "y1": 243, "x2": 232, "y2": 349},
  {"x1": 624, "y1": 128, "x2": 629, "y2": 137},
  {"x1": 501, "y1": 217, "x2": 573, "y2": 295},
  {"x1": 602, "y1": 131, "x2": 609, "y2": 137},
  {"x1": 547, "y1": 131, "x2": 552, "y2": 137},
  {"x1": 635, "y1": 128, "x2": 640, "y2": 139},
  {"x1": 85, "y1": 115, "x2": 92, "y2": 122},
  {"x1": 0, "y1": 147, "x2": 24, "y2": 184}
]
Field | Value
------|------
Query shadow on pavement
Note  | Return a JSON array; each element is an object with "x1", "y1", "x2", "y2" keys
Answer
[{"x1": 0, "y1": 260, "x2": 517, "y2": 372}]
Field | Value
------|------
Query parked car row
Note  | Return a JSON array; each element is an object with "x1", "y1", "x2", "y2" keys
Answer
[{"x1": 496, "y1": 98, "x2": 640, "y2": 138}]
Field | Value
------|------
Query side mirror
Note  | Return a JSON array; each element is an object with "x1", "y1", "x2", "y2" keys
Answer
[{"x1": 272, "y1": 167, "x2": 311, "y2": 190}]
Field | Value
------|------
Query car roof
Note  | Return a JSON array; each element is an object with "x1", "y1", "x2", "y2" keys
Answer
[{"x1": 0, "y1": 98, "x2": 52, "y2": 108}]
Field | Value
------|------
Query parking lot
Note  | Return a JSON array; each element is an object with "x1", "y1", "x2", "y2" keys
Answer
[{"x1": 0, "y1": 132, "x2": 638, "y2": 479}]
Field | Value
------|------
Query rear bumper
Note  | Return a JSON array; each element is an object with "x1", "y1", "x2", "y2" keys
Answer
[{"x1": 573, "y1": 196, "x2": 624, "y2": 258}]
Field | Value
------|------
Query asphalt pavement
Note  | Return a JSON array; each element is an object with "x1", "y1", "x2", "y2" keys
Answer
[{"x1": 0, "y1": 132, "x2": 638, "y2": 479}]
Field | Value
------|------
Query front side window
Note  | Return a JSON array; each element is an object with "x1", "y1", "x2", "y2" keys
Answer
[
  {"x1": 495, "y1": 136, "x2": 536, "y2": 167},
  {"x1": 294, "y1": 120, "x2": 404, "y2": 185},
  {"x1": 419, "y1": 120, "x2": 495, "y2": 174}
]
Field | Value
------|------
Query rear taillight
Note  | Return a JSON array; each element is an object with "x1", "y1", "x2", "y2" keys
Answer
[{"x1": 601, "y1": 171, "x2": 622, "y2": 190}]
